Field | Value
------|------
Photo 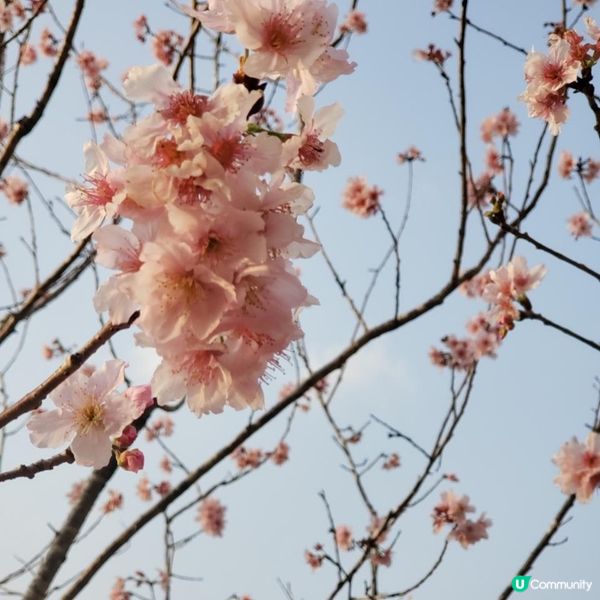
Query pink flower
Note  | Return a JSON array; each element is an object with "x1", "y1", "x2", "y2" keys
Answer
[
  {"x1": 370, "y1": 547, "x2": 392, "y2": 567},
  {"x1": 118, "y1": 449, "x2": 145, "y2": 472},
  {"x1": 524, "y1": 38, "x2": 580, "y2": 92},
  {"x1": 39, "y1": 28, "x2": 58, "y2": 57},
  {"x1": 282, "y1": 95, "x2": 343, "y2": 171},
  {"x1": 553, "y1": 432, "x2": 600, "y2": 502},
  {"x1": 397, "y1": 145, "x2": 424, "y2": 164},
  {"x1": 305, "y1": 550, "x2": 323, "y2": 569},
  {"x1": 335, "y1": 525, "x2": 353, "y2": 551},
  {"x1": 19, "y1": 43, "x2": 37, "y2": 65},
  {"x1": 65, "y1": 143, "x2": 125, "y2": 241},
  {"x1": 558, "y1": 150, "x2": 575, "y2": 178},
  {"x1": 383, "y1": 452, "x2": 401, "y2": 470},
  {"x1": 152, "y1": 30, "x2": 183, "y2": 66},
  {"x1": 67, "y1": 480, "x2": 85, "y2": 505},
  {"x1": 485, "y1": 145, "x2": 503, "y2": 175},
  {"x1": 467, "y1": 172, "x2": 495, "y2": 208},
  {"x1": 124, "y1": 384, "x2": 154, "y2": 413},
  {"x1": 342, "y1": 176, "x2": 383, "y2": 217},
  {"x1": 583, "y1": 159, "x2": 600, "y2": 182},
  {"x1": 197, "y1": 497, "x2": 226, "y2": 536},
  {"x1": 101, "y1": 490, "x2": 124, "y2": 514},
  {"x1": 485, "y1": 256, "x2": 546, "y2": 302},
  {"x1": 567, "y1": 212, "x2": 593, "y2": 239},
  {"x1": 449, "y1": 514, "x2": 492, "y2": 548},
  {"x1": 133, "y1": 14, "x2": 148, "y2": 42},
  {"x1": 413, "y1": 44, "x2": 451, "y2": 65},
  {"x1": 232, "y1": 446, "x2": 264, "y2": 469},
  {"x1": 110, "y1": 578, "x2": 131, "y2": 600},
  {"x1": 271, "y1": 441, "x2": 290, "y2": 465},
  {"x1": 160, "y1": 455, "x2": 172, "y2": 473},
  {"x1": 340, "y1": 10, "x2": 367, "y2": 34},
  {"x1": 432, "y1": 490, "x2": 474, "y2": 532},
  {"x1": 1, "y1": 176, "x2": 28, "y2": 205},
  {"x1": 27, "y1": 360, "x2": 145, "y2": 468},
  {"x1": 432, "y1": 0, "x2": 453, "y2": 13},
  {"x1": 77, "y1": 50, "x2": 108, "y2": 91},
  {"x1": 146, "y1": 416, "x2": 174, "y2": 440},
  {"x1": 137, "y1": 476, "x2": 152, "y2": 501}
]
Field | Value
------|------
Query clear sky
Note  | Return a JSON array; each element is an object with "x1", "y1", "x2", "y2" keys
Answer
[{"x1": 0, "y1": 1, "x2": 599, "y2": 599}]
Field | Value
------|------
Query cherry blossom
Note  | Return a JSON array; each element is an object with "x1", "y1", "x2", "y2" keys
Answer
[
  {"x1": 197, "y1": 497, "x2": 227, "y2": 536},
  {"x1": 553, "y1": 432, "x2": 600, "y2": 502},
  {"x1": 27, "y1": 360, "x2": 145, "y2": 468},
  {"x1": 342, "y1": 176, "x2": 383, "y2": 217},
  {"x1": 335, "y1": 525, "x2": 353, "y2": 550},
  {"x1": 567, "y1": 212, "x2": 593, "y2": 239},
  {"x1": 558, "y1": 150, "x2": 575, "y2": 178}
]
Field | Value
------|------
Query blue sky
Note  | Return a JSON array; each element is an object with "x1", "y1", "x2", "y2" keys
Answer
[{"x1": 0, "y1": 1, "x2": 599, "y2": 598}]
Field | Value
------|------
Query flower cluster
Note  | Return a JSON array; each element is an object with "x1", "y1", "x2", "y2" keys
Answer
[
  {"x1": 430, "y1": 257, "x2": 546, "y2": 370},
  {"x1": 26, "y1": 360, "x2": 151, "y2": 468},
  {"x1": 553, "y1": 432, "x2": 600, "y2": 502},
  {"x1": 185, "y1": 0, "x2": 355, "y2": 110},
  {"x1": 65, "y1": 62, "x2": 346, "y2": 418},
  {"x1": 342, "y1": 176, "x2": 383, "y2": 217},
  {"x1": 432, "y1": 490, "x2": 491, "y2": 549},
  {"x1": 520, "y1": 18, "x2": 600, "y2": 134},
  {"x1": 340, "y1": 9, "x2": 367, "y2": 34},
  {"x1": 197, "y1": 497, "x2": 227, "y2": 536}
]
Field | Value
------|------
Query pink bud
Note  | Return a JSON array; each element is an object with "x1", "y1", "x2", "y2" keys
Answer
[
  {"x1": 125, "y1": 384, "x2": 154, "y2": 412},
  {"x1": 118, "y1": 449, "x2": 144, "y2": 473},
  {"x1": 115, "y1": 425, "x2": 137, "y2": 449}
]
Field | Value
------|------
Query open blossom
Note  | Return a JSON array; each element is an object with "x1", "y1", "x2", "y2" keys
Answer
[
  {"x1": 20, "y1": 43, "x2": 37, "y2": 65},
  {"x1": 371, "y1": 547, "x2": 392, "y2": 567},
  {"x1": 567, "y1": 212, "x2": 593, "y2": 239},
  {"x1": 553, "y1": 432, "x2": 600, "y2": 502},
  {"x1": 343, "y1": 176, "x2": 383, "y2": 217},
  {"x1": 27, "y1": 360, "x2": 145, "y2": 468},
  {"x1": 133, "y1": 14, "x2": 148, "y2": 42},
  {"x1": 67, "y1": 480, "x2": 86, "y2": 505},
  {"x1": 558, "y1": 150, "x2": 575, "y2": 178},
  {"x1": 582, "y1": 158, "x2": 600, "y2": 182},
  {"x1": 520, "y1": 36, "x2": 580, "y2": 134},
  {"x1": 232, "y1": 446, "x2": 264, "y2": 469},
  {"x1": 101, "y1": 490, "x2": 124, "y2": 514},
  {"x1": 1, "y1": 176, "x2": 28, "y2": 205},
  {"x1": 467, "y1": 172, "x2": 495, "y2": 208},
  {"x1": 413, "y1": 43, "x2": 451, "y2": 65},
  {"x1": 282, "y1": 95, "x2": 343, "y2": 171},
  {"x1": 484, "y1": 256, "x2": 547, "y2": 303},
  {"x1": 305, "y1": 550, "x2": 323, "y2": 569},
  {"x1": 66, "y1": 142, "x2": 125, "y2": 241},
  {"x1": 432, "y1": 0, "x2": 453, "y2": 13},
  {"x1": 186, "y1": 0, "x2": 355, "y2": 110},
  {"x1": 433, "y1": 490, "x2": 491, "y2": 548},
  {"x1": 39, "y1": 28, "x2": 58, "y2": 57},
  {"x1": 335, "y1": 525, "x2": 353, "y2": 550},
  {"x1": 137, "y1": 476, "x2": 152, "y2": 501},
  {"x1": 397, "y1": 145, "x2": 424, "y2": 164},
  {"x1": 77, "y1": 50, "x2": 108, "y2": 91},
  {"x1": 152, "y1": 30, "x2": 183, "y2": 66},
  {"x1": 383, "y1": 452, "x2": 401, "y2": 470},
  {"x1": 271, "y1": 441, "x2": 290, "y2": 465},
  {"x1": 197, "y1": 497, "x2": 226, "y2": 536},
  {"x1": 480, "y1": 108, "x2": 520, "y2": 143},
  {"x1": 340, "y1": 10, "x2": 367, "y2": 34},
  {"x1": 485, "y1": 145, "x2": 503, "y2": 175}
]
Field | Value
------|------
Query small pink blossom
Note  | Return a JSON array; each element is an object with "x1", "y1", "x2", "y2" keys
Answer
[
  {"x1": 343, "y1": 176, "x2": 383, "y2": 217},
  {"x1": 583, "y1": 159, "x2": 600, "y2": 183},
  {"x1": 305, "y1": 550, "x2": 323, "y2": 570},
  {"x1": 67, "y1": 480, "x2": 85, "y2": 505},
  {"x1": 335, "y1": 525, "x2": 353, "y2": 551},
  {"x1": 397, "y1": 145, "x2": 424, "y2": 164},
  {"x1": 110, "y1": 577, "x2": 131, "y2": 600},
  {"x1": 152, "y1": 30, "x2": 183, "y2": 66},
  {"x1": 413, "y1": 44, "x2": 451, "y2": 65},
  {"x1": 160, "y1": 455, "x2": 172, "y2": 473},
  {"x1": 77, "y1": 50, "x2": 108, "y2": 91},
  {"x1": 101, "y1": 490, "x2": 124, "y2": 514},
  {"x1": 370, "y1": 547, "x2": 392, "y2": 567},
  {"x1": 232, "y1": 446, "x2": 264, "y2": 469},
  {"x1": 553, "y1": 432, "x2": 600, "y2": 502},
  {"x1": 340, "y1": 10, "x2": 367, "y2": 34},
  {"x1": 383, "y1": 452, "x2": 401, "y2": 470},
  {"x1": 133, "y1": 14, "x2": 148, "y2": 42},
  {"x1": 567, "y1": 212, "x2": 593, "y2": 239},
  {"x1": 39, "y1": 28, "x2": 58, "y2": 57},
  {"x1": 558, "y1": 150, "x2": 575, "y2": 178},
  {"x1": 137, "y1": 476, "x2": 152, "y2": 501},
  {"x1": 1, "y1": 176, "x2": 28, "y2": 205},
  {"x1": 197, "y1": 497, "x2": 226, "y2": 537},
  {"x1": 432, "y1": 0, "x2": 453, "y2": 13},
  {"x1": 19, "y1": 43, "x2": 37, "y2": 65},
  {"x1": 449, "y1": 514, "x2": 492, "y2": 548},
  {"x1": 271, "y1": 441, "x2": 290, "y2": 465}
]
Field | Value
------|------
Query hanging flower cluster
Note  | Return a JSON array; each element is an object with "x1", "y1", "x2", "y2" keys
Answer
[
  {"x1": 553, "y1": 432, "x2": 600, "y2": 502},
  {"x1": 520, "y1": 17, "x2": 600, "y2": 134},
  {"x1": 64, "y1": 55, "x2": 346, "y2": 418},
  {"x1": 429, "y1": 256, "x2": 546, "y2": 370}
]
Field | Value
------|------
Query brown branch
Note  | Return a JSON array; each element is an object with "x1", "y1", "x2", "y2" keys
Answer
[
  {"x1": 497, "y1": 495, "x2": 576, "y2": 600},
  {"x1": 569, "y1": 69, "x2": 600, "y2": 141},
  {"x1": 0, "y1": 237, "x2": 93, "y2": 344},
  {"x1": 173, "y1": 19, "x2": 201, "y2": 82},
  {"x1": 0, "y1": 311, "x2": 139, "y2": 431},
  {"x1": 520, "y1": 310, "x2": 600, "y2": 352},
  {"x1": 0, "y1": 449, "x2": 74, "y2": 483},
  {"x1": 0, "y1": 0, "x2": 85, "y2": 178},
  {"x1": 499, "y1": 221, "x2": 600, "y2": 282},
  {"x1": 451, "y1": 0, "x2": 470, "y2": 282}
]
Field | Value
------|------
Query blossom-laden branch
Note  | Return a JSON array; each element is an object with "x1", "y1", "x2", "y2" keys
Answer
[
  {"x1": 0, "y1": 311, "x2": 139, "y2": 431},
  {"x1": 0, "y1": 0, "x2": 86, "y2": 178}
]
